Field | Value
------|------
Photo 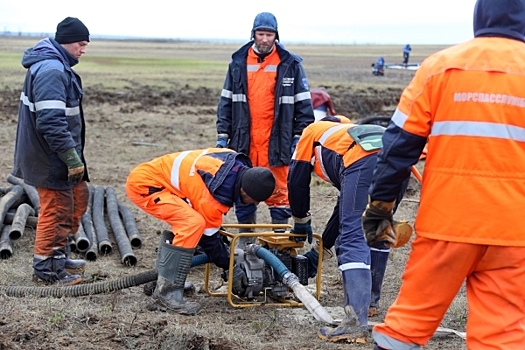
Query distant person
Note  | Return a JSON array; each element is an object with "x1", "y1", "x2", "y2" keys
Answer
[
  {"x1": 362, "y1": 0, "x2": 525, "y2": 349},
  {"x1": 216, "y1": 12, "x2": 315, "y2": 243},
  {"x1": 288, "y1": 90, "x2": 409, "y2": 343},
  {"x1": 126, "y1": 148, "x2": 276, "y2": 315},
  {"x1": 12, "y1": 17, "x2": 91, "y2": 285},
  {"x1": 373, "y1": 56, "x2": 385, "y2": 76},
  {"x1": 402, "y1": 44, "x2": 411, "y2": 65}
]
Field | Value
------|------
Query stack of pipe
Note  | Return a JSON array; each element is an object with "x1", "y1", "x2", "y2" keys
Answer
[{"x1": 0, "y1": 176, "x2": 142, "y2": 267}]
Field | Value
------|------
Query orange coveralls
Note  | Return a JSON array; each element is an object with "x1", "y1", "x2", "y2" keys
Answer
[
  {"x1": 247, "y1": 47, "x2": 288, "y2": 213},
  {"x1": 370, "y1": 37, "x2": 525, "y2": 349},
  {"x1": 126, "y1": 149, "x2": 232, "y2": 248}
]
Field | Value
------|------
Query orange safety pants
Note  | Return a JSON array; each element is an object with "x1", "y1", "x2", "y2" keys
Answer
[
  {"x1": 126, "y1": 185, "x2": 205, "y2": 248},
  {"x1": 34, "y1": 182, "x2": 89, "y2": 257},
  {"x1": 373, "y1": 235, "x2": 525, "y2": 349}
]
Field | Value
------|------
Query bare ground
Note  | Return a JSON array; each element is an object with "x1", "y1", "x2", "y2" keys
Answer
[{"x1": 0, "y1": 76, "x2": 467, "y2": 348}]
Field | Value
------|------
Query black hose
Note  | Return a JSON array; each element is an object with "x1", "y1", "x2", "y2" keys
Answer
[
  {"x1": 0, "y1": 269, "x2": 158, "y2": 298},
  {"x1": 0, "y1": 254, "x2": 211, "y2": 298}
]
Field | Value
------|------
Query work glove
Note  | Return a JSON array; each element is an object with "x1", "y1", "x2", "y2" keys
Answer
[
  {"x1": 58, "y1": 148, "x2": 85, "y2": 183},
  {"x1": 216, "y1": 134, "x2": 229, "y2": 148},
  {"x1": 291, "y1": 215, "x2": 313, "y2": 244},
  {"x1": 361, "y1": 200, "x2": 395, "y2": 247},
  {"x1": 290, "y1": 135, "x2": 300, "y2": 156}
]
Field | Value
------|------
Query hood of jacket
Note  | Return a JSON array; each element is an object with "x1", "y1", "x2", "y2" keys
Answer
[
  {"x1": 21, "y1": 38, "x2": 79, "y2": 69},
  {"x1": 473, "y1": 0, "x2": 525, "y2": 41}
]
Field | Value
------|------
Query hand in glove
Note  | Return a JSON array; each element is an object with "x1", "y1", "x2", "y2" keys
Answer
[
  {"x1": 216, "y1": 134, "x2": 229, "y2": 148},
  {"x1": 231, "y1": 264, "x2": 248, "y2": 297},
  {"x1": 361, "y1": 200, "x2": 395, "y2": 247},
  {"x1": 290, "y1": 135, "x2": 300, "y2": 156},
  {"x1": 291, "y1": 215, "x2": 313, "y2": 244},
  {"x1": 58, "y1": 148, "x2": 85, "y2": 183}
]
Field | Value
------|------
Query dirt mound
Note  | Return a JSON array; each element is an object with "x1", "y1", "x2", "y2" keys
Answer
[{"x1": 0, "y1": 85, "x2": 402, "y2": 122}]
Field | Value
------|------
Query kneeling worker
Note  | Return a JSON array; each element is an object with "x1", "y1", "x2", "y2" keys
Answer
[{"x1": 126, "y1": 148, "x2": 276, "y2": 315}]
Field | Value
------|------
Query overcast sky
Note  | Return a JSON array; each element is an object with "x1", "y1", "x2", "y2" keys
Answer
[{"x1": 1, "y1": 0, "x2": 479, "y2": 45}]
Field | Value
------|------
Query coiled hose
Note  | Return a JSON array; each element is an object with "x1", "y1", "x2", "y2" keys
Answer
[{"x1": 0, "y1": 254, "x2": 211, "y2": 298}]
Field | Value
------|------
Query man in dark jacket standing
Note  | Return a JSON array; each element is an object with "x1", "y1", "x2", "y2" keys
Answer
[
  {"x1": 216, "y1": 12, "x2": 314, "y2": 243},
  {"x1": 12, "y1": 17, "x2": 91, "y2": 285}
]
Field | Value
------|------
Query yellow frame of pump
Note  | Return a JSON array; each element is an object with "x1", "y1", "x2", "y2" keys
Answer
[{"x1": 202, "y1": 223, "x2": 324, "y2": 308}]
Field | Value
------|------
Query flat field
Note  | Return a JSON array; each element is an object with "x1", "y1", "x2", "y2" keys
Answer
[{"x1": 0, "y1": 37, "x2": 466, "y2": 349}]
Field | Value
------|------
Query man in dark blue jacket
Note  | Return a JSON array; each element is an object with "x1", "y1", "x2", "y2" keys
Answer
[
  {"x1": 216, "y1": 12, "x2": 314, "y2": 242},
  {"x1": 12, "y1": 17, "x2": 91, "y2": 285}
]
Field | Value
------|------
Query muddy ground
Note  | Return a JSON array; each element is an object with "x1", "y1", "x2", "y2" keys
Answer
[{"x1": 0, "y1": 65, "x2": 467, "y2": 349}]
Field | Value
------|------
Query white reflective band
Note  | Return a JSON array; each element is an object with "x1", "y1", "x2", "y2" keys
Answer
[
  {"x1": 280, "y1": 96, "x2": 294, "y2": 104},
  {"x1": 189, "y1": 149, "x2": 209, "y2": 176},
  {"x1": 232, "y1": 94, "x2": 247, "y2": 102},
  {"x1": 264, "y1": 65, "x2": 277, "y2": 72},
  {"x1": 65, "y1": 106, "x2": 80, "y2": 116},
  {"x1": 221, "y1": 89, "x2": 233, "y2": 98},
  {"x1": 319, "y1": 124, "x2": 349, "y2": 144},
  {"x1": 315, "y1": 145, "x2": 333, "y2": 185},
  {"x1": 295, "y1": 91, "x2": 311, "y2": 102},
  {"x1": 338, "y1": 262, "x2": 370, "y2": 271},
  {"x1": 203, "y1": 227, "x2": 220, "y2": 236},
  {"x1": 20, "y1": 92, "x2": 36, "y2": 112},
  {"x1": 171, "y1": 151, "x2": 191, "y2": 191},
  {"x1": 247, "y1": 65, "x2": 259, "y2": 72},
  {"x1": 35, "y1": 100, "x2": 66, "y2": 111},
  {"x1": 391, "y1": 108, "x2": 409, "y2": 128},
  {"x1": 432, "y1": 120, "x2": 525, "y2": 141}
]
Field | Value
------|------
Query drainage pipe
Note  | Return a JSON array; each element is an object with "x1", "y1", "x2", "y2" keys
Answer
[
  {"x1": 6, "y1": 175, "x2": 40, "y2": 216},
  {"x1": 8, "y1": 203, "x2": 35, "y2": 241},
  {"x1": 105, "y1": 187, "x2": 136, "y2": 266}
]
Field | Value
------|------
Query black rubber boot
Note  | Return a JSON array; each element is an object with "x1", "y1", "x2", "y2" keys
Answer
[
  {"x1": 151, "y1": 231, "x2": 200, "y2": 315},
  {"x1": 370, "y1": 249, "x2": 389, "y2": 317},
  {"x1": 33, "y1": 256, "x2": 82, "y2": 286},
  {"x1": 271, "y1": 218, "x2": 288, "y2": 233}
]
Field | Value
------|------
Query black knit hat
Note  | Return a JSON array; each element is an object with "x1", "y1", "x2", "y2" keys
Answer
[
  {"x1": 55, "y1": 17, "x2": 90, "y2": 44},
  {"x1": 241, "y1": 167, "x2": 276, "y2": 202}
]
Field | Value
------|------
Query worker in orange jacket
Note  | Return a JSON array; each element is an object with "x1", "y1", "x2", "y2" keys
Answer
[
  {"x1": 288, "y1": 108, "x2": 408, "y2": 343},
  {"x1": 216, "y1": 12, "x2": 314, "y2": 242},
  {"x1": 362, "y1": 1, "x2": 525, "y2": 349},
  {"x1": 126, "y1": 148, "x2": 276, "y2": 315}
]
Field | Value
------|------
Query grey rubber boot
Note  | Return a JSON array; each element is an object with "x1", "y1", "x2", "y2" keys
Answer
[
  {"x1": 151, "y1": 232, "x2": 200, "y2": 315},
  {"x1": 318, "y1": 269, "x2": 370, "y2": 343},
  {"x1": 236, "y1": 211, "x2": 256, "y2": 248},
  {"x1": 370, "y1": 249, "x2": 389, "y2": 317}
]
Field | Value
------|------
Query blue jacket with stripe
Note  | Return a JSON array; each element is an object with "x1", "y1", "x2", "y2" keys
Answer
[
  {"x1": 216, "y1": 41, "x2": 314, "y2": 166},
  {"x1": 12, "y1": 38, "x2": 89, "y2": 190}
]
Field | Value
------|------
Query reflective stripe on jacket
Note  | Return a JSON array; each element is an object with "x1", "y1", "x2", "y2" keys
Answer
[
  {"x1": 288, "y1": 118, "x2": 379, "y2": 218},
  {"x1": 370, "y1": 37, "x2": 525, "y2": 246},
  {"x1": 216, "y1": 41, "x2": 315, "y2": 166}
]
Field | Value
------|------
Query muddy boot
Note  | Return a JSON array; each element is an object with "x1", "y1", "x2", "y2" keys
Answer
[
  {"x1": 318, "y1": 269, "x2": 370, "y2": 343},
  {"x1": 318, "y1": 305, "x2": 369, "y2": 343},
  {"x1": 236, "y1": 211, "x2": 256, "y2": 248},
  {"x1": 370, "y1": 249, "x2": 389, "y2": 317},
  {"x1": 144, "y1": 281, "x2": 196, "y2": 297},
  {"x1": 151, "y1": 231, "x2": 200, "y2": 315},
  {"x1": 33, "y1": 256, "x2": 82, "y2": 286}
]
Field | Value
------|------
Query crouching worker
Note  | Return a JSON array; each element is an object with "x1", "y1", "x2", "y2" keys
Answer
[
  {"x1": 126, "y1": 148, "x2": 276, "y2": 315},
  {"x1": 288, "y1": 113, "x2": 408, "y2": 343}
]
